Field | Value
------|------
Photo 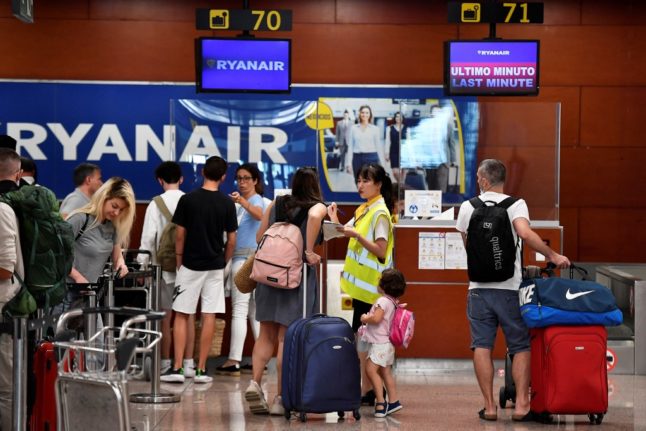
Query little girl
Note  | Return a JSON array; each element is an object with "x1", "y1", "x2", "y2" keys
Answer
[{"x1": 359, "y1": 268, "x2": 407, "y2": 418}]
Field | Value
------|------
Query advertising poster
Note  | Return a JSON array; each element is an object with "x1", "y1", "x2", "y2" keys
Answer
[{"x1": 0, "y1": 81, "x2": 479, "y2": 203}]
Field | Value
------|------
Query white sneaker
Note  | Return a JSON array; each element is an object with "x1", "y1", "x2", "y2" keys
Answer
[
  {"x1": 193, "y1": 369, "x2": 213, "y2": 384},
  {"x1": 160, "y1": 359, "x2": 171, "y2": 375},
  {"x1": 160, "y1": 368, "x2": 185, "y2": 384},
  {"x1": 183, "y1": 359, "x2": 196, "y2": 378},
  {"x1": 244, "y1": 380, "x2": 269, "y2": 414},
  {"x1": 183, "y1": 366, "x2": 196, "y2": 378},
  {"x1": 269, "y1": 395, "x2": 285, "y2": 416}
]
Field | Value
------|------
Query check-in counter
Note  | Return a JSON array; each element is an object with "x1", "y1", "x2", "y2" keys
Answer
[
  {"x1": 596, "y1": 265, "x2": 646, "y2": 375},
  {"x1": 393, "y1": 220, "x2": 563, "y2": 359}
]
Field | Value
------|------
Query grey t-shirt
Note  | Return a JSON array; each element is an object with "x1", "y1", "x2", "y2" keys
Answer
[
  {"x1": 67, "y1": 213, "x2": 117, "y2": 283},
  {"x1": 60, "y1": 188, "x2": 90, "y2": 216}
]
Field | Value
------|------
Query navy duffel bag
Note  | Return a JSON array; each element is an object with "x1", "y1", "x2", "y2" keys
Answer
[{"x1": 519, "y1": 264, "x2": 623, "y2": 328}]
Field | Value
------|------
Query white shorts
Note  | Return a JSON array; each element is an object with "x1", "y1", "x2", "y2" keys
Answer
[
  {"x1": 368, "y1": 342, "x2": 395, "y2": 367},
  {"x1": 172, "y1": 266, "x2": 225, "y2": 314}
]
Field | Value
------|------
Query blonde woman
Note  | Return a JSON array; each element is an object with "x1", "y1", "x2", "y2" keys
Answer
[{"x1": 66, "y1": 177, "x2": 135, "y2": 289}]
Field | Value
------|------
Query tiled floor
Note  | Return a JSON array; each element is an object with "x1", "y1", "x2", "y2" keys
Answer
[{"x1": 125, "y1": 359, "x2": 646, "y2": 431}]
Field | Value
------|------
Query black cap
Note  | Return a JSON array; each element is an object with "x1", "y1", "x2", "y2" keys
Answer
[{"x1": 0, "y1": 135, "x2": 17, "y2": 150}]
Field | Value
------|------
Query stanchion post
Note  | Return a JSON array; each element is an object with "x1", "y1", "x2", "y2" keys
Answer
[
  {"x1": 129, "y1": 264, "x2": 180, "y2": 404},
  {"x1": 12, "y1": 316, "x2": 28, "y2": 431}
]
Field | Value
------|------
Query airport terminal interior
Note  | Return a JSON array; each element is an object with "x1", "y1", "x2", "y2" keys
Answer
[
  {"x1": 128, "y1": 362, "x2": 646, "y2": 430},
  {"x1": 2, "y1": 1, "x2": 646, "y2": 430}
]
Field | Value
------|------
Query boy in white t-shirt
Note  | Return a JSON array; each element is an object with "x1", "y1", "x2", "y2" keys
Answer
[{"x1": 359, "y1": 268, "x2": 406, "y2": 418}]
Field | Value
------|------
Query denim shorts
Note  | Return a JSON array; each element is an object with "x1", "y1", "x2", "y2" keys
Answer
[{"x1": 466, "y1": 288, "x2": 530, "y2": 354}]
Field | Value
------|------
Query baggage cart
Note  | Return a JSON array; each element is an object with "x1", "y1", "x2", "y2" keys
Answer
[{"x1": 53, "y1": 307, "x2": 164, "y2": 431}]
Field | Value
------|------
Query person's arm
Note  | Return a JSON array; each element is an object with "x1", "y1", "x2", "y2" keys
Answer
[
  {"x1": 345, "y1": 127, "x2": 355, "y2": 172},
  {"x1": 304, "y1": 203, "x2": 327, "y2": 265},
  {"x1": 68, "y1": 266, "x2": 89, "y2": 284},
  {"x1": 238, "y1": 194, "x2": 263, "y2": 221},
  {"x1": 137, "y1": 202, "x2": 157, "y2": 265},
  {"x1": 384, "y1": 126, "x2": 391, "y2": 162},
  {"x1": 225, "y1": 231, "x2": 236, "y2": 263},
  {"x1": 340, "y1": 214, "x2": 390, "y2": 260},
  {"x1": 327, "y1": 202, "x2": 340, "y2": 224},
  {"x1": 0, "y1": 210, "x2": 17, "y2": 280},
  {"x1": 256, "y1": 200, "x2": 274, "y2": 243},
  {"x1": 513, "y1": 217, "x2": 570, "y2": 268},
  {"x1": 175, "y1": 225, "x2": 186, "y2": 269},
  {"x1": 361, "y1": 304, "x2": 385, "y2": 324},
  {"x1": 112, "y1": 244, "x2": 128, "y2": 277}
]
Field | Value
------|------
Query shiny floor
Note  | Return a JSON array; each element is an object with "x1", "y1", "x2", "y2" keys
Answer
[{"x1": 125, "y1": 359, "x2": 646, "y2": 431}]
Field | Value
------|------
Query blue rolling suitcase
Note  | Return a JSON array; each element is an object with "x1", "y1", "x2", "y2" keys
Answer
[{"x1": 281, "y1": 264, "x2": 361, "y2": 422}]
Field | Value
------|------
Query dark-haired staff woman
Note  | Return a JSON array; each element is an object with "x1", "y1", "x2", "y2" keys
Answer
[{"x1": 328, "y1": 163, "x2": 395, "y2": 406}]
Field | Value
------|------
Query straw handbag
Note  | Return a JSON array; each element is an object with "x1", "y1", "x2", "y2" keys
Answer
[{"x1": 234, "y1": 254, "x2": 257, "y2": 294}]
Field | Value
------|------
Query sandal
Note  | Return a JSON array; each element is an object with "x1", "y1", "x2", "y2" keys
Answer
[
  {"x1": 478, "y1": 407, "x2": 497, "y2": 421},
  {"x1": 374, "y1": 402, "x2": 387, "y2": 418}
]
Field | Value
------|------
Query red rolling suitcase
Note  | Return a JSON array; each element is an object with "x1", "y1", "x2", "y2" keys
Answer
[
  {"x1": 530, "y1": 325, "x2": 608, "y2": 424},
  {"x1": 30, "y1": 341, "x2": 58, "y2": 431}
]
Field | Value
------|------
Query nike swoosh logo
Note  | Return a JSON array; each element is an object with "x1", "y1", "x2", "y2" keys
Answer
[{"x1": 565, "y1": 289, "x2": 595, "y2": 300}]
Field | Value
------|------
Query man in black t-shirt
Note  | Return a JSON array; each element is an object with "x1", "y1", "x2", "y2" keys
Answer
[{"x1": 161, "y1": 156, "x2": 238, "y2": 384}]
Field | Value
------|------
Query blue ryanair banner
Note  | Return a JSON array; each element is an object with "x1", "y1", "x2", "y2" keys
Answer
[{"x1": 0, "y1": 80, "x2": 479, "y2": 203}]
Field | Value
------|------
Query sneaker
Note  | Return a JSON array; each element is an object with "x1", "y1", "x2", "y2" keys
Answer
[
  {"x1": 183, "y1": 359, "x2": 195, "y2": 378},
  {"x1": 160, "y1": 368, "x2": 185, "y2": 384},
  {"x1": 244, "y1": 380, "x2": 269, "y2": 414},
  {"x1": 240, "y1": 364, "x2": 267, "y2": 374},
  {"x1": 269, "y1": 395, "x2": 285, "y2": 416},
  {"x1": 194, "y1": 369, "x2": 213, "y2": 384},
  {"x1": 215, "y1": 364, "x2": 241, "y2": 376},
  {"x1": 387, "y1": 400, "x2": 403, "y2": 415},
  {"x1": 160, "y1": 359, "x2": 172, "y2": 375},
  {"x1": 183, "y1": 366, "x2": 196, "y2": 378},
  {"x1": 374, "y1": 402, "x2": 388, "y2": 418}
]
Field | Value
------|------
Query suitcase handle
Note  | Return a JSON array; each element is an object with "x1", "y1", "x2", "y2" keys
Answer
[{"x1": 568, "y1": 263, "x2": 589, "y2": 280}]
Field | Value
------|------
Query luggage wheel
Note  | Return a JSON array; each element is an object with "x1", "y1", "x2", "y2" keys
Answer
[
  {"x1": 352, "y1": 409, "x2": 361, "y2": 420},
  {"x1": 588, "y1": 413, "x2": 604, "y2": 425},
  {"x1": 499, "y1": 386, "x2": 507, "y2": 409},
  {"x1": 337, "y1": 411, "x2": 345, "y2": 419},
  {"x1": 299, "y1": 412, "x2": 307, "y2": 422}
]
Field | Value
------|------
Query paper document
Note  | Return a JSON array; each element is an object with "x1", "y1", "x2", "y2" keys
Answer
[{"x1": 323, "y1": 221, "x2": 346, "y2": 241}]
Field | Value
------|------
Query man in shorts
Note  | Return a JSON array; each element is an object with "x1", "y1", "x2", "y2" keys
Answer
[
  {"x1": 161, "y1": 156, "x2": 237, "y2": 384},
  {"x1": 456, "y1": 159, "x2": 570, "y2": 422}
]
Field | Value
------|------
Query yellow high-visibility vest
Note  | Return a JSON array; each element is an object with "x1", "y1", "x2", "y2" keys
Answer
[{"x1": 340, "y1": 200, "x2": 393, "y2": 304}]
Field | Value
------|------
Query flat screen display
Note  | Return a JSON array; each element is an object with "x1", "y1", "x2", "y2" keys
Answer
[
  {"x1": 196, "y1": 38, "x2": 291, "y2": 93},
  {"x1": 444, "y1": 40, "x2": 539, "y2": 96}
]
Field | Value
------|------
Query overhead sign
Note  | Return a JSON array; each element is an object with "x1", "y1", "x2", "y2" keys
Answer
[
  {"x1": 196, "y1": 9, "x2": 292, "y2": 31},
  {"x1": 448, "y1": 2, "x2": 544, "y2": 24}
]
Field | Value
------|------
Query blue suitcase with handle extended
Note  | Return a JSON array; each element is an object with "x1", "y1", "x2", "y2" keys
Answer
[{"x1": 282, "y1": 313, "x2": 361, "y2": 422}]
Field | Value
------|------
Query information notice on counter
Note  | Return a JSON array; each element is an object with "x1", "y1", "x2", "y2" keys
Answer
[{"x1": 418, "y1": 231, "x2": 467, "y2": 270}]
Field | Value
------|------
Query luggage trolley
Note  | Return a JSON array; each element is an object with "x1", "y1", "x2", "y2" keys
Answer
[
  {"x1": 53, "y1": 307, "x2": 164, "y2": 431},
  {"x1": 105, "y1": 250, "x2": 159, "y2": 380}
]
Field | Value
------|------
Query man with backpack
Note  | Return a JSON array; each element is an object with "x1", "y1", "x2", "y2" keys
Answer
[
  {"x1": 137, "y1": 161, "x2": 197, "y2": 376},
  {"x1": 0, "y1": 148, "x2": 25, "y2": 430},
  {"x1": 456, "y1": 159, "x2": 570, "y2": 423}
]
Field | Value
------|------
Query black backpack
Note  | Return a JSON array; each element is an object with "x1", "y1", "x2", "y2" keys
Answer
[{"x1": 466, "y1": 196, "x2": 519, "y2": 283}]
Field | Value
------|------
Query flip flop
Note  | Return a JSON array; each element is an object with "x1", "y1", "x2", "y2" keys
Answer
[
  {"x1": 478, "y1": 408, "x2": 497, "y2": 421},
  {"x1": 511, "y1": 411, "x2": 535, "y2": 422}
]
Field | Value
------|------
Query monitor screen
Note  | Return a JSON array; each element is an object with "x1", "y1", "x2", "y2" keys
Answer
[
  {"x1": 444, "y1": 40, "x2": 539, "y2": 96},
  {"x1": 196, "y1": 38, "x2": 291, "y2": 93}
]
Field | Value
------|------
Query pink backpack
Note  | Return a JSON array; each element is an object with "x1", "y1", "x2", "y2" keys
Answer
[
  {"x1": 250, "y1": 221, "x2": 304, "y2": 289},
  {"x1": 388, "y1": 297, "x2": 415, "y2": 349}
]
